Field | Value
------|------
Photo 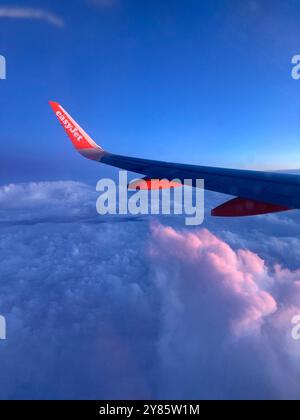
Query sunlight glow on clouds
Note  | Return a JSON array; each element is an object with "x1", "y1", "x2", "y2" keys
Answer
[
  {"x1": 150, "y1": 224, "x2": 278, "y2": 336},
  {"x1": 150, "y1": 223, "x2": 300, "y2": 399}
]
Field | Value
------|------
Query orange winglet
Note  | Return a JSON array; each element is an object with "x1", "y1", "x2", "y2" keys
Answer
[{"x1": 49, "y1": 101, "x2": 102, "y2": 151}]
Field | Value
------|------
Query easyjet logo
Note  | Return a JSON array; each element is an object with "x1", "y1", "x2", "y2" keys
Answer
[{"x1": 56, "y1": 111, "x2": 83, "y2": 142}]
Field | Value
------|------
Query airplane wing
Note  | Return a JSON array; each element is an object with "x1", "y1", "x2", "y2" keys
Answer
[{"x1": 49, "y1": 101, "x2": 300, "y2": 217}]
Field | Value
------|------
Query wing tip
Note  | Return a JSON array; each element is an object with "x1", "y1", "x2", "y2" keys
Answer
[
  {"x1": 49, "y1": 100, "x2": 106, "y2": 161},
  {"x1": 49, "y1": 100, "x2": 59, "y2": 109}
]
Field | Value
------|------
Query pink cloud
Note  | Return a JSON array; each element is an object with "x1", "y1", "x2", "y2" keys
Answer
[
  {"x1": 149, "y1": 223, "x2": 300, "y2": 398},
  {"x1": 150, "y1": 223, "x2": 300, "y2": 336}
]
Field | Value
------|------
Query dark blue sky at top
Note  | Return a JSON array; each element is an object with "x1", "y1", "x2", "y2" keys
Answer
[{"x1": 1, "y1": 0, "x2": 300, "y2": 184}]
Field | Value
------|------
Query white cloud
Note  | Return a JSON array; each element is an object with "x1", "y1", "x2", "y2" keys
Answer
[
  {"x1": 0, "y1": 7, "x2": 64, "y2": 28},
  {"x1": 0, "y1": 182, "x2": 300, "y2": 399},
  {"x1": 0, "y1": 182, "x2": 154, "y2": 399}
]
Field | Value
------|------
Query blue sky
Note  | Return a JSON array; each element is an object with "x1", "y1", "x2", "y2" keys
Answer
[
  {"x1": 1, "y1": 0, "x2": 300, "y2": 184},
  {"x1": 1, "y1": 0, "x2": 300, "y2": 401}
]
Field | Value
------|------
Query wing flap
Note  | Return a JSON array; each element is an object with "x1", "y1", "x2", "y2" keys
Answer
[{"x1": 211, "y1": 197, "x2": 292, "y2": 217}]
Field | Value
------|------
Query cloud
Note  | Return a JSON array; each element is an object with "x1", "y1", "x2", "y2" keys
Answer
[
  {"x1": 0, "y1": 182, "x2": 300, "y2": 399},
  {"x1": 150, "y1": 223, "x2": 300, "y2": 399},
  {"x1": 0, "y1": 7, "x2": 64, "y2": 28},
  {"x1": 150, "y1": 225, "x2": 278, "y2": 335},
  {"x1": 0, "y1": 181, "x2": 156, "y2": 399}
]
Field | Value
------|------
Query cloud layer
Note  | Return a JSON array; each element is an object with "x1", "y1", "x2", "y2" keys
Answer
[{"x1": 0, "y1": 181, "x2": 299, "y2": 399}]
